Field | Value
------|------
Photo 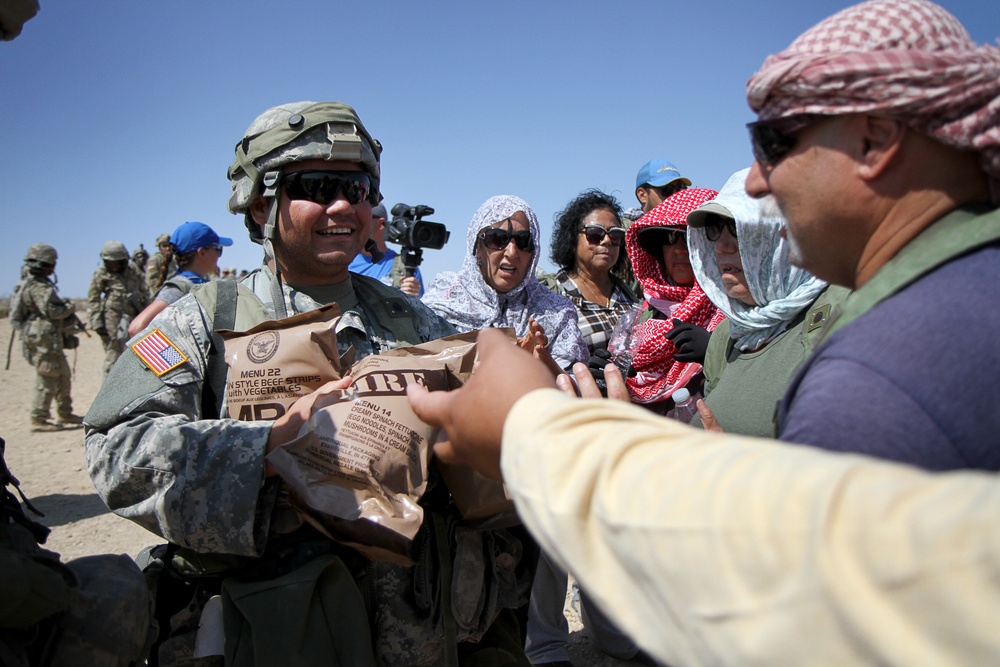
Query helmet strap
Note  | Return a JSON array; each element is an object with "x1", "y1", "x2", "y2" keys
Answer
[
  {"x1": 364, "y1": 238, "x2": 385, "y2": 263},
  {"x1": 260, "y1": 170, "x2": 289, "y2": 318}
]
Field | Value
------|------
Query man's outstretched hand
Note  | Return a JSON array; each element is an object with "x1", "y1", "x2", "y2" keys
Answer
[{"x1": 407, "y1": 328, "x2": 557, "y2": 480}]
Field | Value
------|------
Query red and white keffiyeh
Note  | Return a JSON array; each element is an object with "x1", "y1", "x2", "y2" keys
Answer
[
  {"x1": 747, "y1": 0, "x2": 1000, "y2": 202},
  {"x1": 625, "y1": 188, "x2": 724, "y2": 404}
]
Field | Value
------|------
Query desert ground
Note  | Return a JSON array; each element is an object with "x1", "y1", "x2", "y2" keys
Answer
[{"x1": 1, "y1": 311, "x2": 651, "y2": 666}]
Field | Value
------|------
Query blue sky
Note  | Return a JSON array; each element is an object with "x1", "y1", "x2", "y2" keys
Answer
[{"x1": 2, "y1": 1, "x2": 996, "y2": 297}]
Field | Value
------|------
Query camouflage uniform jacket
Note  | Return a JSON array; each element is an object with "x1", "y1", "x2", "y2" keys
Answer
[
  {"x1": 16, "y1": 275, "x2": 76, "y2": 364},
  {"x1": 87, "y1": 264, "x2": 150, "y2": 332},
  {"x1": 84, "y1": 264, "x2": 456, "y2": 556}
]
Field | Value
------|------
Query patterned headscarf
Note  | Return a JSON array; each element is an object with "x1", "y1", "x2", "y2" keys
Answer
[
  {"x1": 747, "y1": 0, "x2": 1000, "y2": 202},
  {"x1": 423, "y1": 195, "x2": 588, "y2": 369},
  {"x1": 624, "y1": 188, "x2": 724, "y2": 404},
  {"x1": 688, "y1": 168, "x2": 828, "y2": 351}
]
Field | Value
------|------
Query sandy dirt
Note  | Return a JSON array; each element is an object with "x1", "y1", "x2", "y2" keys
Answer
[{"x1": 1, "y1": 312, "x2": 649, "y2": 666}]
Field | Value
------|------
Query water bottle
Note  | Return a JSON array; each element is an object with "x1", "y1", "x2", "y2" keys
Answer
[
  {"x1": 670, "y1": 387, "x2": 697, "y2": 423},
  {"x1": 607, "y1": 306, "x2": 640, "y2": 378}
]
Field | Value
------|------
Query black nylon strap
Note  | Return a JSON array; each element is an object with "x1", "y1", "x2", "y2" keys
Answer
[{"x1": 201, "y1": 280, "x2": 239, "y2": 419}]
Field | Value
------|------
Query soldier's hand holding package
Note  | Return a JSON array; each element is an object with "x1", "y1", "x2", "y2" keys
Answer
[{"x1": 664, "y1": 318, "x2": 711, "y2": 363}]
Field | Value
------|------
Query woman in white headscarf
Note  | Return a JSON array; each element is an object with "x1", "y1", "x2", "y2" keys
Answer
[
  {"x1": 686, "y1": 168, "x2": 848, "y2": 437},
  {"x1": 423, "y1": 194, "x2": 588, "y2": 370}
]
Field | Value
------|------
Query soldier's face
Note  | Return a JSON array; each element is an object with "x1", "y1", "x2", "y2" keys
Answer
[
  {"x1": 104, "y1": 259, "x2": 127, "y2": 274},
  {"x1": 253, "y1": 159, "x2": 374, "y2": 286}
]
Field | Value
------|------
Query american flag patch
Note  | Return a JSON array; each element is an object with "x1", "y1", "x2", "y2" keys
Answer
[{"x1": 131, "y1": 329, "x2": 188, "y2": 376}]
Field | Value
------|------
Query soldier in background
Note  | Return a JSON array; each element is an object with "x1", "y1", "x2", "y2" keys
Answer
[
  {"x1": 131, "y1": 243, "x2": 149, "y2": 274},
  {"x1": 145, "y1": 232, "x2": 177, "y2": 294},
  {"x1": 87, "y1": 240, "x2": 150, "y2": 375},
  {"x1": 8, "y1": 244, "x2": 84, "y2": 431}
]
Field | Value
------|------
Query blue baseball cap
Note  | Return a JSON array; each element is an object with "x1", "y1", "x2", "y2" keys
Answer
[
  {"x1": 635, "y1": 159, "x2": 691, "y2": 190},
  {"x1": 170, "y1": 221, "x2": 233, "y2": 255}
]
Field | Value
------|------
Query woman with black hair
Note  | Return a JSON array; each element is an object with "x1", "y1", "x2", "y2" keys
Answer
[
  {"x1": 546, "y1": 189, "x2": 638, "y2": 356},
  {"x1": 529, "y1": 193, "x2": 659, "y2": 667}
]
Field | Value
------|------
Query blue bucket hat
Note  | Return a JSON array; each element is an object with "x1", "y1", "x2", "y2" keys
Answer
[
  {"x1": 171, "y1": 221, "x2": 233, "y2": 255},
  {"x1": 635, "y1": 159, "x2": 691, "y2": 190}
]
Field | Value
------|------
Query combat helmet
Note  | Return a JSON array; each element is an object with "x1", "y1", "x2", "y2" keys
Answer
[
  {"x1": 24, "y1": 243, "x2": 57, "y2": 265},
  {"x1": 100, "y1": 240, "x2": 130, "y2": 261},
  {"x1": 227, "y1": 101, "x2": 382, "y2": 247}
]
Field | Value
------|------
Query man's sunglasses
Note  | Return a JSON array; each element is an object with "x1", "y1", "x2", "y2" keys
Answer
[
  {"x1": 747, "y1": 114, "x2": 825, "y2": 169},
  {"x1": 703, "y1": 218, "x2": 738, "y2": 243},
  {"x1": 283, "y1": 170, "x2": 373, "y2": 206},
  {"x1": 580, "y1": 224, "x2": 626, "y2": 247},
  {"x1": 478, "y1": 219, "x2": 535, "y2": 253}
]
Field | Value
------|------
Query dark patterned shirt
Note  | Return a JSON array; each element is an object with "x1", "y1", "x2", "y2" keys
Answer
[{"x1": 550, "y1": 269, "x2": 638, "y2": 356}]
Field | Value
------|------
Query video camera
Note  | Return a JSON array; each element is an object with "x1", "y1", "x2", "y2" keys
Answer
[{"x1": 385, "y1": 203, "x2": 450, "y2": 276}]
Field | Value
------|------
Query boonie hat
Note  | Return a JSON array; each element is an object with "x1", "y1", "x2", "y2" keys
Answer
[
  {"x1": 171, "y1": 221, "x2": 233, "y2": 255},
  {"x1": 686, "y1": 202, "x2": 734, "y2": 227},
  {"x1": 635, "y1": 159, "x2": 692, "y2": 190}
]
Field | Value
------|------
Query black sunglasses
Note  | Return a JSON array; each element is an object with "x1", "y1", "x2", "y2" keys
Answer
[
  {"x1": 478, "y1": 219, "x2": 535, "y2": 253},
  {"x1": 641, "y1": 228, "x2": 686, "y2": 246},
  {"x1": 747, "y1": 114, "x2": 825, "y2": 169},
  {"x1": 580, "y1": 224, "x2": 626, "y2": 247},
  {"x1": 283, "y1": 170, "x2": 373, "y2": 206},
  {"x1": 703, "y1": 218, "x2": 738, "y2": 243}
]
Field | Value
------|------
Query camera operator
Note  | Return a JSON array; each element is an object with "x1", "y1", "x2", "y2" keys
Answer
[{"x1": 348, "y1": 202, "x2": 424, "y2": 296}]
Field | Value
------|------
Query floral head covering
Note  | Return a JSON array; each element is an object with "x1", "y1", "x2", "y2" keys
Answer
[
  {"x1": 746, "y1": 0, "x2": 1000, "y2": 202},
  {"x1": 422, "y1": 195, "x2": 588, "y2": 369},
  {"x1": 624, "y1": 188, "x2": 724, "y2": 404},
  {"x1": 688, "y1": 168, "x2": 828, "y2": 351}
]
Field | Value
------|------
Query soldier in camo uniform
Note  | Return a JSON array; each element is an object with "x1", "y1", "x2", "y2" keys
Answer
[
  {"x1": 84, "y1": 101, "x2": 529, "y2": 666},
  {"x1": 87, "y1": 240, "x2": 150, "y2": 375},
  {"x1": 9, "y1": 244, "x2": 85, "y2": 431}
]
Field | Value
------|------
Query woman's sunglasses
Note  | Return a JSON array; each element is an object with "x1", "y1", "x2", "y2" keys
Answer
[
  {"x1": 703, "y1": 219, "x2": 738, "y2": 243},
  {"x1": 478, "y1": 219, "x2": 535, "y2": 253},
  {"x1": 580, "y1": 224, "x2": 626, "y2": 247},
  {"x1": 283, "y1": 170, "x2": 373, "y2": 206},
  {"x1": 747, "y1": 114, "x2": 825, "y2": 169},
  {"x1": 641, "y1": 228, "x2": 686, "y2": 247}
]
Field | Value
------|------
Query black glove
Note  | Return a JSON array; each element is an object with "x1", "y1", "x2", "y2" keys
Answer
[
  {"x1": 587, "y1": 348, "x2": 613, "y2": 382},
  {"x1": 94, "y1": 326, "x2": 109, "y2": 338},
  {"x1": 588, "y1": 347, "x2": 638, "y2": 397},
  {"x1": 664, "y1": 318, "x2": 711, "y2": 363}
]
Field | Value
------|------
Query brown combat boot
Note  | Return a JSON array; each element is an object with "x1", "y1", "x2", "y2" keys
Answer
[{"x1": 57, "y1": 413, "x2": 85, "y2": 425}]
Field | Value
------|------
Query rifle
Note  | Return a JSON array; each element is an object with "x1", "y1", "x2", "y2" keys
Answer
[
  {"x1": 68, "y1": 314, "x2": 91, "y2": 338},
  {"x1": 4, "y1": 328, "x2": 14, "y2": 371}
]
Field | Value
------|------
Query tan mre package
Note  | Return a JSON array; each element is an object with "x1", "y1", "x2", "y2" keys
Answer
[
  {"x1": 220, "y1": 303, "x2": 345, "y2": 421},
  {"x1": 268, "y1": 332, "x2": 480, "y2": 563}
]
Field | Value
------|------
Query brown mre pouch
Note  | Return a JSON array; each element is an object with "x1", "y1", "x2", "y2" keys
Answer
[
  {"x1": 220, "y1": 303, "x2": 345, "y2": 422},
  {"x1": 267, "y1": 332, "x2": 480, "y2": 564}
]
